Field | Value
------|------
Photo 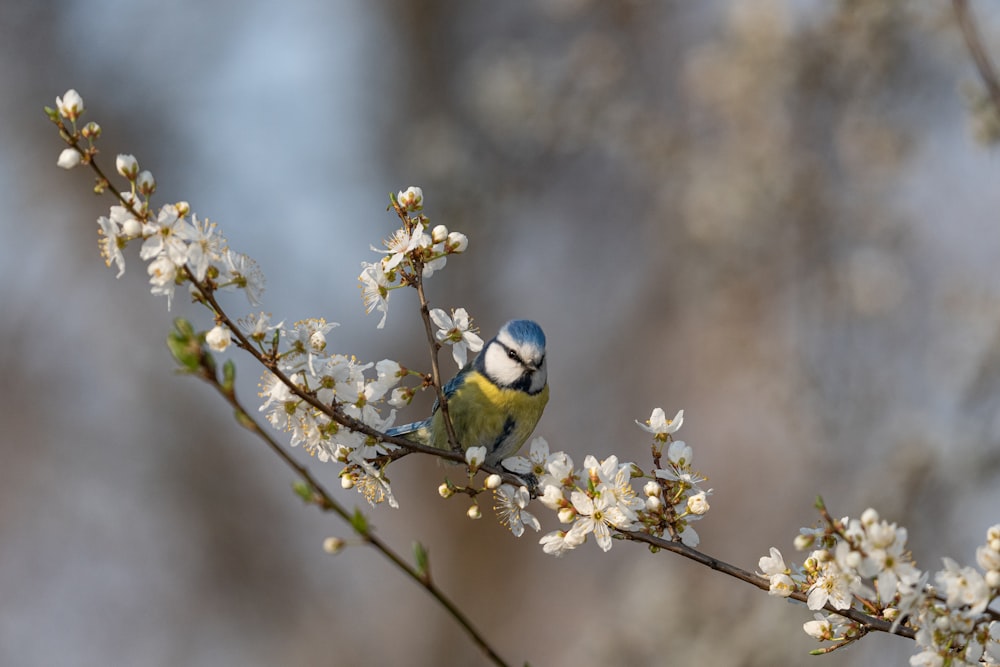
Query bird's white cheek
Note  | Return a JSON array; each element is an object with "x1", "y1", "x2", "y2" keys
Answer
[{"x1": 484, "y1": 344, "x2": 523, "y2": 386}]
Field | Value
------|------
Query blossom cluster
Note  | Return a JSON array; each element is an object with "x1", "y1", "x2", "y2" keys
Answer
[
  {"x1": 52, "y1": 87, "x2": 1000, "y2": 661},
  {"x1": 493, "y1": 437, "x2": 640, "y2": 554},
  {"x1": 50, "y1": 90, "x2": 264, "y2": 312},
  {"x1": 51, "y1": 90, "x2": 413, "y2": 511},
  {"x1": 759, "y1": 511, "x2": 1000, "y2": 665},
  {"x1": 486, "y1": 407, "x2": 709, "y2": 557},
  {"x1": 256, "y1": 196, "x2": 484, "y2": 506},
  {"x1": 634, "y1": 408, "x2": 712, "y2": 547},
  {"x1": 359, "y1": 186, "x2": 469, "y2": 329},
  {"x1": 50, "y1": 90, "x2": 486, "y2": 511},
  {"x1": 255, "y1": 317, "x2": 411, "y2": 507},
  {"x1": 50, "y1": 88, "x2": 710, "y2": 563}
]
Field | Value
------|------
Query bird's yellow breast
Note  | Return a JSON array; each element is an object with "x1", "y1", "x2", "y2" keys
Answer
[{"x1": 429, "y1": 370, "x2": 549, "y2": 462}]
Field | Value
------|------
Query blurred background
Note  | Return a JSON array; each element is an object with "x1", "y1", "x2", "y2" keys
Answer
[{"x1": 3, "y1": 0, "x2": 1000, "y2": 664}]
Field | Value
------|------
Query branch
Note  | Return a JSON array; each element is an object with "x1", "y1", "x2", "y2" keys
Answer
[
  {"x1": 387, "y1": 197, "x2": 461, "y2": 453},
  {"x1": 954, "y1": 0, "x2": 1000, "y2": 118},
  {"x1": 196, "y1": 353, "x2": 513, "y2": 667},
  {"x1": 185, "y1": 264, "x2": 529, "y2": 486},
  {"x1": 49, "y1": 135, "x2": 522, "y2": 664},
  {"x1": 414, "y1": 273, "x2": 461, "y2": 452},
  {"x1": 619, "y1": 530, "x2": 917, "y2": 640},
  {"x1": 57, "y1": 130, "x2": 518, "y2": 485}
]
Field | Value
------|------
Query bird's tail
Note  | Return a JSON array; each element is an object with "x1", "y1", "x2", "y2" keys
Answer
[{"x1": 385, "y1": 418, "x2": 432, "y2": 443}]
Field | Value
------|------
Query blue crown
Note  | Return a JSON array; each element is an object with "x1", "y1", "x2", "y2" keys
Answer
[{"x1": 501, "y1": 319, "x2": 546, "y2": 348}]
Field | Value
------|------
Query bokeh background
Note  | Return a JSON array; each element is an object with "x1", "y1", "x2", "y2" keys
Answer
[{"x1": 4, "y1": 0, "x2": 1000, "y2": 664}]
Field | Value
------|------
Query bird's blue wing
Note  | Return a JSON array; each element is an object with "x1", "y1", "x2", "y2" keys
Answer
[
  {"x1": 385, "y1": 417, "x2": 432, "y2": 438},
  {"x1": 441, "y1": 363, "x2": 473, "y2": 399},
  {"x1": 428, "y1": 359, "x2": 478, "y2": 413},
  {"x1": 387, "y1": 354, "x2": 479, "y2": 438}
]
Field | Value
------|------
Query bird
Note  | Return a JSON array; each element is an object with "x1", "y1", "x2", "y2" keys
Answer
[{"x1": 386, "y1": 319, "x2": 549, "y2": 465}]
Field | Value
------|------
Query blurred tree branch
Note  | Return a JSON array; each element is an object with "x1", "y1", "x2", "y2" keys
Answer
[
  {"x1": 188, "y1": 331, "x2": 513, "y2": 667},
  {"x1": 954, "y1": 0, "x2": 1000, "y2": 117}
]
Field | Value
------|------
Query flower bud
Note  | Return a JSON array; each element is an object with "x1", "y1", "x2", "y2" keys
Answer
[
  {"x1": 322, "y1": 537, "x2": 346, "y2": 554},
  {"x1": 56, "y1": 89, "x2": 84, "y2": 120},
  {"x1": 485, "y1": 474, "x2": 502, "y2": 490},
  {"x1": 431, "y1": 224, "x2": 449, "y2": 243},
  {"x1": 397, "y1": 186, "x2": 423, "y2": 212},
  {"x1": 803, "y1": 619, "x2": 831, "y2": 640},
  {"x1": 116, "y1": 154, "x2": 139, "y2": 180},
  {"x1": 122, "y1": 216, "x2": 142, "y2": 238},
  {"x1": 206, "y1": 325, "x2": 231, "y2": 352},
  {"x1": 446, "y1": 231, "x2": 468, "y2": 253},
  {"x1": 467, "y1": 504, "x2": 482, "y2": 520},
  {"x1": 686, "y1": 491, "x2": 710, "y2": 515},
  {"x1": 137, "y1": 170, "x2": 156, "y2": 196},
  {"x1": 57, "y1": 148, "x2": 81, "y2": 170}
]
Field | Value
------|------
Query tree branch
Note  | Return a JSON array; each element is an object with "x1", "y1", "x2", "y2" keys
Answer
[
  {"x1": 954, "y1": 0, "x2": 1000, "y2": 118},
  {"x1": 197, "y1": 354, "x2": 513, "y2": 667},
  {"x1": 619, "y1": 530, "x2": 917, "y2": 640}
]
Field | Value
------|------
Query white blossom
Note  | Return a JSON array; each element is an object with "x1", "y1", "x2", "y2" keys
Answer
[
  {"x1": 539, "y1": 529, "x2": 586, "y2": 557},
  {"x1": 758, "y1": 547, "x2": 795, "y2": 597},
  {"x1": 57, "y1": 148, "x2": 81, "y2": 169},
  {"x1": 635, "y1": 408, "x2": 684, "y2": 438},
  {"x1": 359, "y1": 261, "x2": 391, "y2": 328},
  {"x1": 205, "y1": 325, "x2": 231, "y2": 352},
  {"x1": 466, "y1": 446, "x2": 487, "y2": 472},
  {"x1": 396, "y1": 186, "x2": 423, "y2": 211},
  {"x1": 430, "y1": 307, "x2": 483, "y2": 367},
  {"x1": 494, "y1": 484, "x2": 540, "y2": 537},
  {"x1": 116, "y1": 154, "x2": 139, "y2": 179},
  {"x1": 56, "y1": 89, "x2": 84, "y2": 120}
]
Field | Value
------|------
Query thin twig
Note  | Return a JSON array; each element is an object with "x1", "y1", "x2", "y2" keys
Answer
[
  {"x1": 62, "y1": 127, "x2": 481, "y2": 474},
  {"x1": 52, "y1": 138, "x2": 518, "y2": 665},
  {"x1": 413, "y1": 274, "x2": 461, "y2": 452},
  {"x1": 60, "y1": 123, "x2": 934, "y2": 656},
  {"x1": 388, "y1": 198, "x2": 461, "y2": 453},
  {"x1": 619, "y1": 530, "x2": 918, "y2": 640},
  {"x1": 954, "y1": 0, "x2": 1000, "y2": 117},
  {"x1": 197, "y1": 362, "x2": 511, "y2": 667},
  {"x1": 190, "y1": 278, "x2": 529, "y2": 491}
]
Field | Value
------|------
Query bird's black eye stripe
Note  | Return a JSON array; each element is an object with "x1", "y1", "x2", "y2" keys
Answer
[{"x1": 498, "y1": 341, "x2": 523, "y2": 364}]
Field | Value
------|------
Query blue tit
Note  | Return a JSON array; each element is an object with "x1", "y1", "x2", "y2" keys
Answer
[{"x1": 386, "y1": 319, "x2": 549, "y2": 465}]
